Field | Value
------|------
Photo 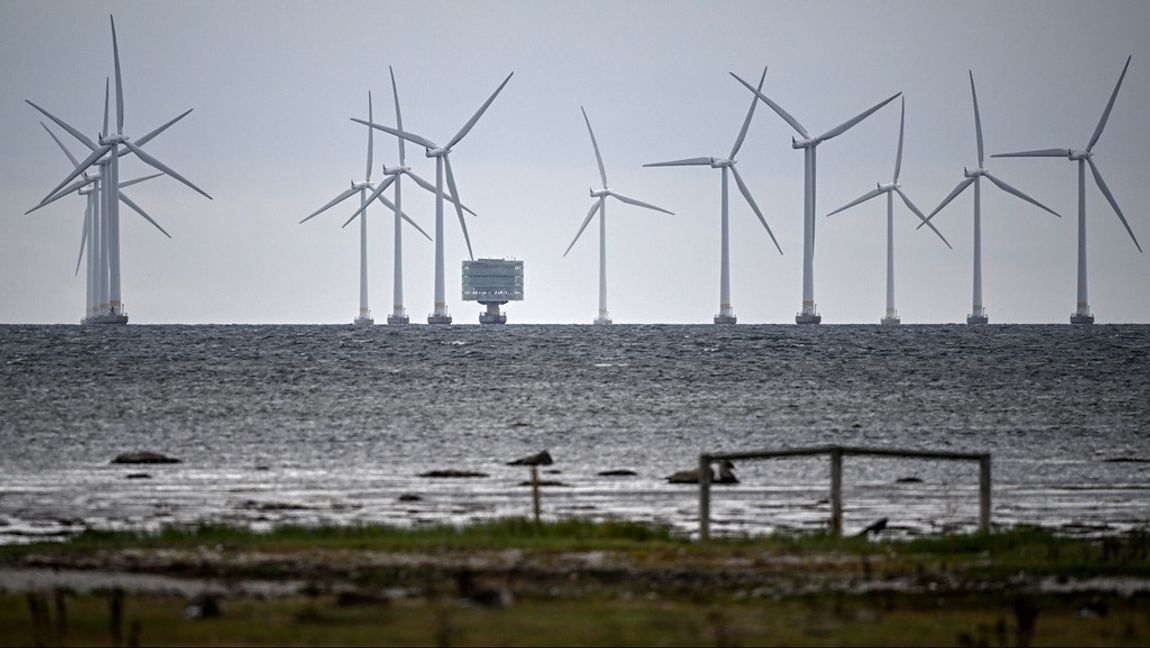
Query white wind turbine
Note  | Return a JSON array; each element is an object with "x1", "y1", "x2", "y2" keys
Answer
[
  {"x1": 565, "y1": 106, "x2": 675, "y2": 325},
  {"x1": 26, "y1": 15, "x2": 210, "y2": 324},
  {"x1": 992, "y1": 56, "x2": 1141, "y2": 325},
  {"x1": 38, "y1": 113, "x2": 163, "y2": 322},
  {"x1": 299, "y1": 90, "x2": 431, "y2": 326},
  {"x1": 353, "y1": 72, "x2": 514, "y2": 325},
  {"x1": 916, "y1": 71, "x2": 1060, "y2": 325},
  {"x1": 825, "y1": 97, "x2": 952, "y2": 325},
  {"x1": 732, "y1": 72, "x2": 900, "y2": 324},
  {"x1": 645, "y1": 67, "x2": 782, "y2": 325}
]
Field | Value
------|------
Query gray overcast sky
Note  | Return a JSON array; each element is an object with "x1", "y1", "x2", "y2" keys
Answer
[{"x1": 2, "y1": 0, "x2": 1148, "y2": 324}]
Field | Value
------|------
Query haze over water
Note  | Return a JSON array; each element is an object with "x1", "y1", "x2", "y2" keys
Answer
[{"x1": 1, "y1": 324, "x2": 1148, "y2": 543}]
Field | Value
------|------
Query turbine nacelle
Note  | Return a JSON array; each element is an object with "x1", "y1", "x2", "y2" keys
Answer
[
  {"x1": 791, "y1": 136, "x2": 817, "y2": 149},
  {"x1": 382, "y1": 164, "x2": 410, "y2": 176},
  {"x1": 426, "y1": 147, "x2": 449, "y2": 158},
  {"x1": 351, "y1": 180, "x2": 372, "y2": 191},
  {"x1": 590, "y1": 188, "x2": 610, "y2": 198},
  {"x1": 877, "y1": 182, "x2": 898, "y2": 192},
  {"x1": 1068, "y1": 149, "x2": 1092, "y2": 161},
  {"x1": 963, "y1": 167, "x2": 987, "y2": 179},
  {"x1": 710, "y1": 158, "x2": 734, "y2": 168},
  {"x1": 98, "y1": 133, "x2": 127, "y2": 146}
]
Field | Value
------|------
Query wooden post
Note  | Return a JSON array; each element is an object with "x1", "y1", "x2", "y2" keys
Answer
[
  {"x1": 978, "y1": 454, "x2": 992, "y2": 533},
  {"x1": 698, "y1": 454, "x2": 711, "y2": 541},
  {"x1": 530, "y1": 466, "x2": 541, "y2": 525},
  {"x1": 830, "y1": 447, "x2": 843, "y2": 537}
]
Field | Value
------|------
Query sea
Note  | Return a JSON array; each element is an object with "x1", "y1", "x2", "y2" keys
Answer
[{"x1": 1, "y1": 324, "x2": 1148, "y2": 544}]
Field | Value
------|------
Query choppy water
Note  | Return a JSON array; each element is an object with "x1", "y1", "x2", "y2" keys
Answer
[{"x1": 1, "y1": 324, "x2": 1148, "y2": 543}]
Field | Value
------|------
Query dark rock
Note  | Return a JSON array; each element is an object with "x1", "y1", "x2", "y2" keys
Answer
[
  {"x1": 508, "y1": 450, "x2": 553, "y2": 466},
  {"x1": 1102, "y1": 457, "x2": 1150, "y2": 463},
  {"x1": 895, "y1": 477, "x2": 923, "y2": 483},
  {"x1": 184, "y1": 593, "x2": 222, "y2": 620},
  {"x1": 850, "y1": 422, "x2": 863, "y2": 429},
  {"x1": 398, "y1": 493, "x2": 422, "y2": 502},
  {"x1": 543, "y1": 469, "x2": 562, "y2": 474},
  {"x1": 854, "y1": 517, "x2": 888, "y2": 537},
  {"x1": 667, "y1": 460, "x2": 738, "y2": 484},
  {"x1": 509, "y1": 421, "x2": 532, "y2": 428},
  {"x1": 517, "y1": 480, "x2": 568, "y2": 487},
  {"x1": 125, "y1": 473, "x2": 151, "y2": 480},
  {"x1": 598, "y1": 469, "x2": 638, "y2": 477},
  {"x1": 418, "y1": 470, "x2": 489, "y2": 479},
  {"x1": 111, "y1": 451, "x2": 180, "y2": 465}
]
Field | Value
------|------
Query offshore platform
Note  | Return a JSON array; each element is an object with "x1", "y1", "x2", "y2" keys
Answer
[{"x1": 462, "y1": 258, "x2": 524, "y2": 324}]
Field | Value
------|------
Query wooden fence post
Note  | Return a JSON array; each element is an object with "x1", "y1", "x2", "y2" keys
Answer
[
  {"x1": 830, "y1": 447, "x2": 843, "y2": 537},
  {"x1": 698, "y1": 454, "x2": 711, "y2": 541},
  {"x1": 979, "y1": 454, "x2": 992, "y2": 533},
  {"x1": 530, "y1": 466, "x2": 541, "y2": 525}
]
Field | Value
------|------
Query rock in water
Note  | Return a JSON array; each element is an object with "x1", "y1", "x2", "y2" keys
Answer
[
  {"x1": 598, "y1": 469, "x2": 638, "y2": 477},
  {"x1": 418, "y1": 470, "x2": 488, "y2": 478},
  {"x1": 111, "y1": 452, "x2": 180, "y2": 465},
  {"x1": 508, "y1": 450, "x2": 553, "y2": 466},
  {"x1": 667, "y1": 460, "x2": 738, "y2": 484}
]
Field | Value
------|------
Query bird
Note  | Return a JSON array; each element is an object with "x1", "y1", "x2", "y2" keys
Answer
[{"x1": 667, "y1": 460, "x2": 738, "y2": 484}]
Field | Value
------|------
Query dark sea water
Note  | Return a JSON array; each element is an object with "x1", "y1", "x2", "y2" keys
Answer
[{"x1": 1, "y1": 324, "x2": 1148, "y2": 543}]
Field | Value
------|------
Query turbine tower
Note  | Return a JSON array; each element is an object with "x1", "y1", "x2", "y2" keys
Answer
[
  {"x1": 645, "y1": 67, "x2": 782, "y2": 325},
  {"x1": 353, "y1": 72, "x2": 514, "y2": 325},
  {"x1": 300, "y1": 91, "x2": 431, "y2": 326},
  {"x1": 992, "y1": 56, "x2": 1141, "y2": 325},
  {"x1": 732, "y1": 72, "x2": 900, "y2": 324},
  {"x1": 26, "y1": 15, "x2": 210, "y2": 325},
  {"x1": 917, "y1": 71, "x2": 1060, "y2": 325},
  {"x1": 565, "y1": 106, "x2": 674, "y2": 325},
  {"x1": 825, "y1": 98, "x2": 952, "y2": 325}
]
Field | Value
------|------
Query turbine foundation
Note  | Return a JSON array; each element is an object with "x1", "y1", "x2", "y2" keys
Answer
[
  {"x1": 1070, "y1": 305, "x2": 1094, "y2": 325},
  {"x1": 354, "y1": 308, "x2": 373, "y2": 326},
  {"x1": 594, "y1": 314, "x2": 612, "y2": 326},
  {"x1": 795, "y1": 303, "x2": 821, "y2": 325},
  {"x1": 714, "y1": 313, "x2": 737, "y2": 325},
  {"x1": 881, "y1": 311, "x2": 900, "y2": 326},
  {"x1": 479, "y1": 302, "x2": 507, "y2": 325},
  {"x1": 387, "y1": 308, "x2": 410, "y2": 326},
  {"x1": 966, "y1": 310, "x2": 989, "y2": 325},
  {"x1": 427, "y1": 312, "x2": 453, "y2": 325}
]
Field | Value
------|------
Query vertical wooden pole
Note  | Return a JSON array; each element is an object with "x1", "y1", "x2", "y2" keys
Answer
[
  {"x1": 979, "y1": 454, "x2": 992, "y2": 533},
  {"x1": 531, "y1": 466, "x2": 541, "y2": 525},
  {"x1": 830, "y1": 447, "x2": 843, "y2": 537},
  {"x1": 698, "y1": 454, "x2": 711, "y2": 541}
]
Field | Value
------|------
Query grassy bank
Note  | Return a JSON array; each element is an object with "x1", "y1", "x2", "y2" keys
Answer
[{"x1": 3, "y1": 520, "x2": 1149, "y2": 646}]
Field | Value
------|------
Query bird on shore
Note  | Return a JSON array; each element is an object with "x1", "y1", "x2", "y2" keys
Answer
[{"x1": 666, "y1": 460, "x2": 739, "y2": 484}]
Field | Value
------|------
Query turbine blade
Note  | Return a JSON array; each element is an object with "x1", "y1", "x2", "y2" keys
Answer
[
  {"x1": 300, "y1": 186, "x2": 358, "y2": 224},
  {"x1": 564, "y1": 200, "x2": 601, "y2": 257},
  {"x1": 730, "y1": 165, "x2": 782, "y2": 255},
  {"x1": 443, "y1": 155, "x2": 474, "y2": 260},
  {"x1": 827, "y1": 187, "x2": 885, "y2": 217},
  {"x1": 350, "y1": 118, "x2": 438, "y2": 149},
  {"x1": 581, "y1": 106, "x2": 609, "y2": 187},
  {"x1": 25, "y1": 100, "x2": 97, "y2": 151},
  {"x1": 917, "y1": 177, "x2": 974, "y2": 230},
  {"x1": 608, "y1": 190, "x2": 674, "y2": 215},
  {"x1": 729, "y1": 72, "x2": 808, "y2": 139},
  {"x1": 389, "y1": 66, "x2": 405, "y2": 165},
  {"x1": 817, "y1": 92, "x2": 901, "y2": 143},
  {"x1": 1088, "y1": 157, "x2": 1141, "y2": 252},
  {"x1": 1087, "y1": 55, "x2": 1132, "y2": 153},
  {"x1": 102, "y1": 77, "x2": 110, "y2": 138},
  {"x1": 119, "y1": 192, "x2": 171, "y2": 238},
  {"x1": 991, "y1": 148, "x2": 1072, "y2": 158},
  {"x1": 131, "y1": 108, "x2": 194, "y2": 149},
  {"x1": 388, "y1": 198, "x2": 433, "y2": 242},
  {"x1": 365, "y1": 91, "x2": 373, "y2": 181},
  {"x1": 40, "y1": 122, "x2": 80, "y2": 167},
  {"x1": 37, "y1": 144, "x2": 112, "y2": 205},
  {"x1": 969, "y1": 71, "x2": 984, "y2": 167},
  {"x1": 730, "y1": 66, "x2": 767, "y2": 160},
  {"x1": 36, "y1": 175, "x2": 100, "y2": 211},
  {"x1": 446, "y1": 71, "x2": 514, "y2": 150},
  {"x1": 403, "y1": 169, "x2": 477, "y2": 216},
  {"x1": 340, "y1": 176, "x2": 396, "y2": 228},
  {"x1": 75, "y1": 203, "x2": 90, "y2": 276},
  {"x1": 643, "y1": 157, "x2": 713, "y2": 168},
  {"x1": 893, "y1": 96, "x2": 905, "y2": 182},
  {"x1": 983, "y1": 171, "x2": 1060, "y2": 217},
  {"x1": 110, "y1": 15, "x2": 124, "y2": 134},
  {"x1": 895, "y1": 187, "x2": 951, "y2": 249},
  {"x1": 121, "y1": 140, "x2": 212, "y2": 200},
  {"x1": 117, "y1": 172, "x2": 163, "y2": 189}
]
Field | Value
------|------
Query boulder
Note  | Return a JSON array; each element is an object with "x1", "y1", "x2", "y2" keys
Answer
[
  {"x1": 111, "y1": 452, "x2": 180, "y2": 465},
  {"x1": 398, "y1": 493, "x2": 422, "y2": 502},
  {"x1": 508, "y1": 450, "x2": 553, "y2": 467},
  {"x1": 895, "y1": 476, "x2": 923, "y2": 484},
  {"x1": 666, "y1": 460, "x2": 738, "y2": 484},
  {"x1": 418, "y1": 470, "x2": 489, "y2": 478},
  {"x1": 517, "y1": 480, "x2": 567, "y2": 487},
  {"x1": 125, "y1": 473, "x2": 152, "y2": 480},
  {"x1": 598, "y1": 469, "x2": 638, "y2": 477}
]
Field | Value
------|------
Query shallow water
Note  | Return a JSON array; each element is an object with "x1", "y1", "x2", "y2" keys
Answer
[{"x1": 1, "y1": 324, "x2": 1148, "y2": 542}]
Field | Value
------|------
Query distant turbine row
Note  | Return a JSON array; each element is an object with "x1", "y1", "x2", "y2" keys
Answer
[{"x1": 21, "y1": 16, "x2": 1141, "y2": 326}]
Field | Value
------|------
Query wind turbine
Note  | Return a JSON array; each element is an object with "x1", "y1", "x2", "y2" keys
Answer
[
  {"x1": 26, "y1": 15, "x2": 210, "y2": 324},
  {"x1": 299, "y1": 90, "x2": 431, "y2": 326},
  {"x1": 352, "y1": 71, "x2": 514, "y2": 325},
  {"x1": 916, "y1": 71, "x2": 1060, "y2": 325},
  {"x1": 825, "y1": 97, "x2": 952, "y2": 325},
  {"x1": 992, "y1": 56, "x2": 1140, "y2": 325},
  {"x1": 645, "y1": 67, "x2": 782, "y2": 325},
  {"x1": 732, "y1": 72, "x2": 901, "y2": 324},
  {"x1": 39, "y1": 115, "x2": 163, "y2": 322},
  {"x1": 565, "y1": 106, "x2": 674, "y2": 325}
]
